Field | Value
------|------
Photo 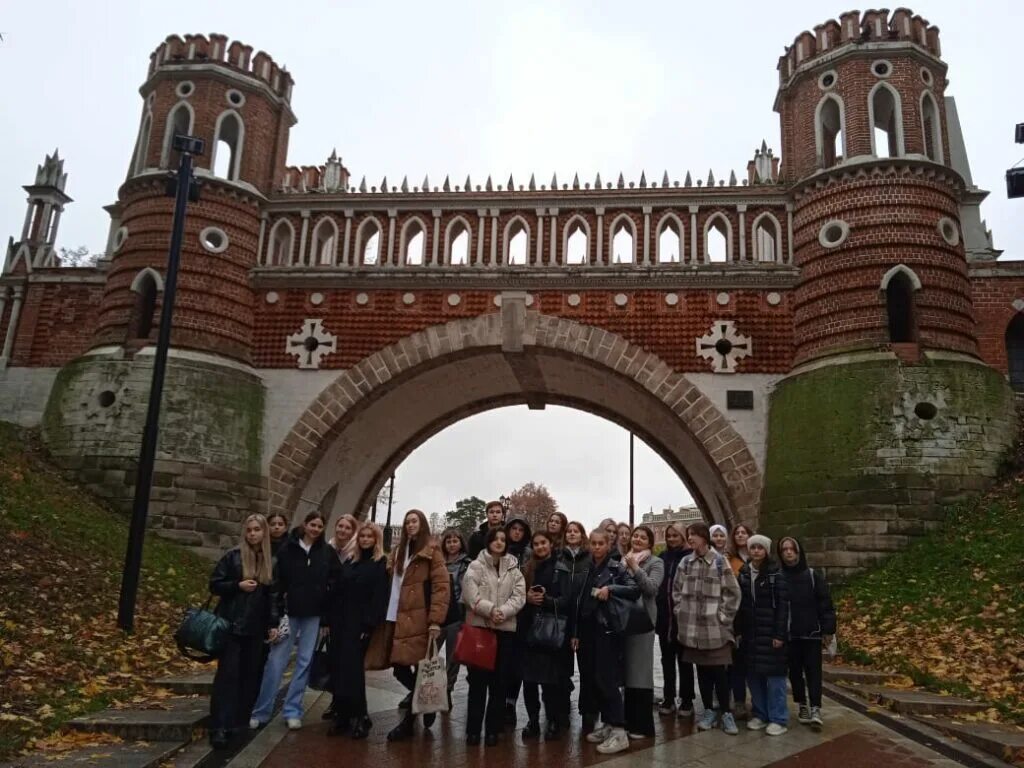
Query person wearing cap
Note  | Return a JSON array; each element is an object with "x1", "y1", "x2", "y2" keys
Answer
[
  {"x1": 736, "y1": 534, "x2": 791, "y2": 736},
  {"x1": 709, "y1": 525, "x2": 729, "y2": 556}
]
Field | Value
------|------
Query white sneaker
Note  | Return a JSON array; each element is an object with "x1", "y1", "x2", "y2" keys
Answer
[
  {"x1": 596, "y1": 728, "x2": 629, "y2": 754},
  {"x1": 586, "y1": 725, "x2": 611, "y2": 744},
  {"x1": 747, "y1": 717, "x2": 767, "y2": 730},
  {"x1": 286, "y1": 718, "x2": 302, "y2": 730},
  {"x1": 627, "y1": 732, "x2": 647, "y2": 740},
  {"x1": 766, "y1": 723, "x2": 788, "y2": 736},
  {"x1": 810, "y1": 707, "x2": 823, "y2": 729},
  {"x1": 248, "y1": 718, "x2": 261, "y2": 730},
  {"x1": 677, "y1": 705, "x2": 694, "y2": 718}
]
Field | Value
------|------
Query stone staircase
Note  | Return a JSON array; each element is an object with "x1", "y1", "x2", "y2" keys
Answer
[
  {"x1": 824, "y1": 664, "x2": 1024, "y2": 766},
  {"x1": 0, "y1": 674, "x2": 215, "y2": 768}
]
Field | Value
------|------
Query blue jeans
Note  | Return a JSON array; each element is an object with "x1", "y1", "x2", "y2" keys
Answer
[
  {"x1": 746, "y1": 673, "x2": 789, "y2": 726},
  {"x1": 251, "y1": 615, "x2": 321, "y2": 722}
]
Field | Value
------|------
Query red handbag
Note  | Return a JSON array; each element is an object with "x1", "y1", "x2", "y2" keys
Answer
[{"x1": 453, "y1": 622, "x2": 497, "y2": 671}]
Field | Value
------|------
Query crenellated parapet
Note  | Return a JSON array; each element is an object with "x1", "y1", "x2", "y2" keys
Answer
[
  {"x1": 147, "y1": 33, "x2": 294, "y2": 103},
  {"x1": 777, "y1": 8, "x2": 941, "y2": 89}
]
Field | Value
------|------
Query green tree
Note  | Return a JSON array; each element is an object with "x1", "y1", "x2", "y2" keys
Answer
[{"x1": 445, "y1": 496, "x2": 486, "y2": 536}]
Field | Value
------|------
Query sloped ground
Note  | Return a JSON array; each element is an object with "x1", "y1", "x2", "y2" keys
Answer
[
  {"x1": 837, "y1": 470, "x2": 1024, "y2": 723},
  {"x1": 0, "y1": 422, "x2": 209, "y2": 760}
]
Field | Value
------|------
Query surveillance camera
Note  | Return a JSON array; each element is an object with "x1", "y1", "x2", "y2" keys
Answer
[{"x1": 172, "y1": 134, "x2": 206, "y2": 155}]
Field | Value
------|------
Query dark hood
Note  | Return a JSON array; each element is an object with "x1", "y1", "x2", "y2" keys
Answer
[
  {"x1": 505, "y1": 516, "x2": 532, "y2": 554},
  {"x1": 779, "y1": 536, "x2": 808, "y2": 573}
]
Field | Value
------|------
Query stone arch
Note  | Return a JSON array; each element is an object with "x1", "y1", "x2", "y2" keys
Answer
[
  {"x1": 703, "y1": 212, "x2": 733, "y2": 263},
  {"x1": 266, "y1": 218, "x2": 295, "y2": 266},
  {"x1": 267, "y1": 313, "x2": 762, "y2": 528},
  {"x1": 879, "y1": 263, "x2": 922, "y2": 291},
  {"x1": 868, "y1": 81, "x2": 906, "y2": 158},
  {"x1": 815, "y1": 94, "x2": 846, "y2": 168}
]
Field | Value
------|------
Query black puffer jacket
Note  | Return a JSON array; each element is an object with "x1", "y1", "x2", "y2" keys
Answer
[
  {"x1": 276, "y1": 527, "x2": 332, "y2": 618},
  {"x1": 210, "y1": 548, "x2": 278, "y2": 637},
  {"x1": 326, "y1": 549, "x2": 389, "y2": 635},
  {"x1": 655, "y1": 545, "x2": 691, "y2": 638},
  {"x1": 444, "y1": 552, "x2": 471, "y2": 626},
  {"x1": 577, "y1": 555, "x2": 640, "y2": 626},
  {"x1": 505, "y1": 516, "x2": 533, "y2": 570},
  {"x1": 522, "y1": 555, "x2": 574, "y2": 685},
  {"x1": 736, "y1": 558, "x2": 790, "y2": 676},
  {"x1": 780, "y1": 539, "x2": 836, "y2": 639}
]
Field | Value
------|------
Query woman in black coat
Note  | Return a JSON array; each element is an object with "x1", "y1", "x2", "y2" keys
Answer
[
  {"x1": 326, "y1": 522, "x2": 388, "y2": 738},
  {"x1": 736, "y1": 534, "x2": 790, "y2": 736},
  {"x1": 267, "y1": 512, "x2": 289, "y2": 559},
  {"x1": 655, "y1": 523, "x2": 693, "y2": 717},
  {"x1": 559, "y1": 522, "x2": 593, "y2": 730},
  {"x1": 521, "y1": 531, "x2": 574, "y2": 740},
  {"x1": 779, "y1": 536, "x2": 835, "y2": 730},
  {"x1": 208, "y1": 514, "x2": 279, "y2": 749}
]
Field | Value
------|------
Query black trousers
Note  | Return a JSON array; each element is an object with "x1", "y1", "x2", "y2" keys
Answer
[
  {"x1": 624, "y1": 688, "x2": 655, "y2": 736},
  {"x1": 503, "y1": 630, "x2": 526, "y2": 708},
  {"x1": 658, "y1": 633, "x2": 694, "y2": 705},
  {"x1": 331, "y1": 623, "x2": 370, "y2": 720},
  {"x1": 393, "y1": 663, "x2": 417, "y2": 691},
  {"x1": 210, "y1": 633, "x2": 265, "y2": 732},
  {"x1": 578, "y1": 621, "x2": 625, "y2": 728},
  {"x1": 524, "y1": 681, "x2": 570, "y2": 725},
  {"x1": 788, "y1": 638, "x2": 823, "y2": 707},
  {"x1": 696, "y1": 665, "x2": 731, "y2": 713},
  {"x1": 729, "y1": 643, "x2": 747, "y2": 705},
  {"x1": 467, "y1": 631, "x2": 511, "y2": 737}
]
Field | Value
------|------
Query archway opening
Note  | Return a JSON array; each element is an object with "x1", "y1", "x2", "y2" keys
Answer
[
  {"x1": 885, "y1": 271, "x2": 917, "y2": 342},
  {"x1": 1005, "y1": 314, "x2": 1024, "y2": 392}
]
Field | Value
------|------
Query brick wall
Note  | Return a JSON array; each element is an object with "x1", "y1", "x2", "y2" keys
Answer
[
  {"x1": 8, "y1": 278, "x2": 103, "y2": 366},
  {"x1": 969, "y1": 263, "x2": 1024, "y2": 373}
]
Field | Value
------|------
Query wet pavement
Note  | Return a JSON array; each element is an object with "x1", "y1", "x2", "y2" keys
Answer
[{"x1": 244, "y1": 669, "x2": 970, "y2": 768}]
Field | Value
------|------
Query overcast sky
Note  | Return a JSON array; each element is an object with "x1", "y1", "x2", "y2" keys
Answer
[{"x1": 2, "y1": 1, "x2": 1020, "y2": 529}]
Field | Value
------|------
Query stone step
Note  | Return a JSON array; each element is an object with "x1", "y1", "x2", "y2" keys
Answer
[
  {"x1": 850, "y1": 685, "x2": 990, "y2": 716},
  {"x1": 915, "y1": 716, "x2": 1024, "y2": 765},
  {"x1": 0, "y1": 740, "x2": 182, "y2": 768},
  {"x1": 163, "y1": 741, "x2": 214, "y2": 768},
  {"x1": 152, "y1": 672, "x2": 215, "y2": 696},
  {"x1": 66, "y1": 698, "x2": 207, "y2": 742},
  {"x1": 822, "y1": 664, "x2": 904, "y2": 686}
]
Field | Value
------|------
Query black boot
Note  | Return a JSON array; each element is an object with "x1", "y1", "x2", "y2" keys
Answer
[
  {"x1": 522, "y1": 720, "x2": 541, "y2": 739},
  {"x1": 352, "y1": 716, "x2": 371, "y2": 739},
  {"x1": 504, "y1": 703, "x2": 517, "y2": 729},
  {"x1": 322, "y1": 701, "x2": 337, "y2": 720},
  {"x1": 582, "y1": 713, "x2": 596, "y2": 733},
  {"x1": 544, "y1": 720, "x2": 561, "y2": 740},
  {"x1": 398, "y1": 692, "x2": 413, "y2": 710},
  {"x1": 387, "y1": 711, "x2": 415, "y2": 742},
  {"x1": 485, "y1": 732, "x2": 499, "y2": 747},
  {"x1": 423, "y1": 712, "x2": 437, "y2": 729},
  {"x1": 209, "y1": 729, "x2": 229, "y2": 749},
  {"x1": 327, "y1": 718, "x2": 349, "y2": 737}
]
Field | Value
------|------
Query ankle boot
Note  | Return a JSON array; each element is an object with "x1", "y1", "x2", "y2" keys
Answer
[
  {"x1": 387, "y1": 711, "x2": 415, "y2": 742},
  {"x1": 352, "y1": 716, "x2": 371, "y2": 739}
]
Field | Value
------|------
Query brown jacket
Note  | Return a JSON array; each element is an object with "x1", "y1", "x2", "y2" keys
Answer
[{"x1": 387, "y1": 540, "x2": 451, "y2": 666}]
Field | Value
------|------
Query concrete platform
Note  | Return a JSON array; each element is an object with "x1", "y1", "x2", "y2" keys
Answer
[
  {"x1": 822, "y1": 664, "x2": 905, "y2": 686},
  {"x1": 850, "y1": 687, "x2": 990, "y2": 716},
  {"x1": 66, "y1": 698, "x2": 207, "y2": 742},
  {"x1": 0, "y1": 740, "x2": 182, "y2": 768},
  {"x1": 915, "y1": 716, "x2": 1024, "y2": 764},
  {"x1": 152, "y1": 672, "x2": 215, "y2": 696}
]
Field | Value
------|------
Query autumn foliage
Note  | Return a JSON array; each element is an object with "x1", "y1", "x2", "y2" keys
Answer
[{"x1": 0, "y1": 423, "x2": 209, "y2": 759}]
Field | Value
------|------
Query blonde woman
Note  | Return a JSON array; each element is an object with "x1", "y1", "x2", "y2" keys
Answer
[
  {"x1": 326, "y1": 522, "x2": 389, "y2": 738},
  {"x1": 321, "y1": 513, "x2": 360, "y2": 723},
  {"x1": 208, "y1": 514, "x2": 279, "y2": 749}
]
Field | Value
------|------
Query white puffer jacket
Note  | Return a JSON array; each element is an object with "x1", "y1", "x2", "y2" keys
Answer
[{"x1": 462, "y1": 550, "x2": 526, "y2": 632}]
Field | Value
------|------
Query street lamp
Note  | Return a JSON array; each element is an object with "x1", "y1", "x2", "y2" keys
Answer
[{"x1": 117, "y1": 134, "x2": 204, "y2": 632}]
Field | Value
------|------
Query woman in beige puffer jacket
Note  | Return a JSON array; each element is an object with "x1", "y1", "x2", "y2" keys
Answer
[{"x1": 461, "y1": 528, "x2": 526, "y2": 745}]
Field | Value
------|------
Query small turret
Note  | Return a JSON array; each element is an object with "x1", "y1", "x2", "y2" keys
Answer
[{"x1": 3, "y1": 150, "x2": 73, "y2": 273}]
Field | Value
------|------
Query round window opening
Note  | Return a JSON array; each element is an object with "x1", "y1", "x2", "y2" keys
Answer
[
  {"x1": 872, "y1": 60, "x2": 892, "y2": 77},
  {"x1": 938, "y1": 218, "x2": 960, "y2": 247},
  {"x1": 303, "y1": 336, "x2": 320, "y2": 353},
  {"x1": 715, "y1": 338, "x2": 733, "y2": 356},
  {"x1": 226, "y1": 89, "x2": 245, "y2": 107},
  {"x1": 914, "y1": 402, "x2": 938, "y2": 420},
  {"x1": 112, "y1": 226, "x2": 129, "y2": 252},
  {"x1": 97, "y1": 390, "x2": 116, "y2": 408},
  {"x1": 818, "y1": 70, "x2": 837, "y2": 90},
  {"x1": 199, "y1": 227, "x2": 229, "y2": 253},
  {"x1": 175, "y1": 81, "x2": 194, "y2": 98},
  {"x1": 819, "y1": 220, "x2": 850, "y2": 248},
  {"x1": 920, "y1": 67, "x2": 933, "y2": 86}
]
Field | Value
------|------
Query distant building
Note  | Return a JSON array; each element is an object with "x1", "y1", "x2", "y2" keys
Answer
[{"x1": 641, "y1": 506, "x2": 703, "y2": 545}]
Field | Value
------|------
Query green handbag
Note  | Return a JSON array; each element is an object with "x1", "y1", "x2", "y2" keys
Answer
[{"x1": 174, "y1": 595, "x2": 230, "y2": 663}]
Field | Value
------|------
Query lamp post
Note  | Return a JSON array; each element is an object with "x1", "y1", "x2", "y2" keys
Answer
[
  {"x1": 628, "y1": 432, "x2": 635, "y2": 528},
  {"x1": 117, "y1": 134, "x2": 204, "y2": 632},
  {"x1": 382, "y1": 472, "x2": 396, "y2": 550}
]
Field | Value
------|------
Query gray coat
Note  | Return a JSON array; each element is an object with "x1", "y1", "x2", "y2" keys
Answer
[{"x1": 624, "y1": 554, "x2": 665, "y2": 689}]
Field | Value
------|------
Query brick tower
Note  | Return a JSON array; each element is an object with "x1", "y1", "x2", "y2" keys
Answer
[
  {"x1": 760, "y1": 10, "x2": 1016, "y2": 577},
  {"x1": 40, "y1": 35, "x2": 297, "y2": 553}
]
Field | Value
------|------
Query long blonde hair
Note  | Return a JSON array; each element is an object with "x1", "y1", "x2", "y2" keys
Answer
[
  {"x1": 240, "y1": 514, "x2": 273, "y2": 585},
  {"x1": 331, "y1": 514, "x2": 360, "y2": 561},
  {"x1": 357, "y1": 522, "x2": 386, "y2": 562}
]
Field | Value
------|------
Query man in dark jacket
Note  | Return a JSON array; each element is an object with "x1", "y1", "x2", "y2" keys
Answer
[
  {"x1": 736, "y1": 534, "x2": 790, "y2": 736},
  {"x1": 468, "y1": 500, "x2": 506, "y2": 559},
  {"x1": 779, "y1": 536, "x2": 836, "y2": 730}
]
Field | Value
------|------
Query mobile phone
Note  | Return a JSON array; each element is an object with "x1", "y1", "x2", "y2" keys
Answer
[{"x1": 530, "y1": 585, "x2": 545, "y2": 593}]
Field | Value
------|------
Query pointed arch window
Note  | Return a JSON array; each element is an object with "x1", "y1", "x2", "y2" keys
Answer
[
  {"x1": 870, "y1": 83, "x2": 904, "y2": 159},
  {"x1": 816, "y1": 96, "x2": 844, "y2": 168},
  {"x1": 161, "y1": 102, "x2": 194, "y2": 169},
  {"x1": 565, "y1": 220, "x2": 589, "y2": 265},
  {"x1": 704, "y1": 214, "x2": 732, "y2": 263},
  {"x1": 610, "y1": 216, "x2": 636, "y2": 264},
  {"x1": 445, "y1": 218, "x2": 471, "y2": 266},
  {"x1": 882, "y1": 268, "x2": 919, "y2": 342},
  {"x1": 402, "y1": 218, "x2": 426, "y2": 266},
  {"x1": 657, "y1": 216, "x2": 683, "y2": 263},
  {"x1": 310, "y1": 218, "x2": 338, "y2": 266},
  {"x1": 133, "y1": 113, "x2": 152, "y2": 176},
  {"x1": 128, "y1": 269, "x2": 162, "y2": 340},
  {"x1": 268, "y1": 220, "x2": 294, "y2": 266},
  {"x1": 505, "y1": 219, "x2": 529, "y2": 266},
  {"x1": 921, "y1": 92, "x2": 943, "y2": 163},
  {"x1": 752, "y1": 214, "x2": 782, "y2": 263},
  {"x1": 212, "y1": 111, "x2": 244, "y2": 181},
  {"x1": 1005, "y1": 314, "x2": 1024, "y2": 392}
]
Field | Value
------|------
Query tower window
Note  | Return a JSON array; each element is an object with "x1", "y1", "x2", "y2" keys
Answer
[
  {"x1": 704, "y1": 214, "x2": 731, "y2": 263},
  {"x1": 128, "y1": 271, "x2": 161, "y2": 340},
  {"x1": 885, "y1": 271, "x2": 917, "y2": 343},
  {"x1": 448, "y1": 222, "x2": 470, "y2": 265},
  {"x1": 212, "y1": 111, "x2": 244, "y2": 181},
  {"x1": 268, "y1": 220, "x2": 294, "y2": 266},
  {"x1": 162, "y1": 102, "x2": 193, "y2": 169},
  {"x1": 403, "y1": 219, "x2": 425, "y2": 266},
  {"x1": 753, "y1": 214, "x2": 781, "y2": 262},
  {"x1": 921, "y1": 92, "x2": 943, "y2": 163},
  {"x1": 817, "y1": 96, "x2": 844, "y2": 168},
  {"x1": 362, "y1": 229, "x2": 380, "y2": 265},
  {"x1": 657, "y1": 217, "x2": 682, "y2": 263},
  {"x1": 133, "y1": 113, "x2": 152, "y2": 175},
  {"x1": 611, "y1": 217, "x2": 635, "y2": 264},
  {"x1": 507, "y1": 220, "x2": 528, "y2": 265},
  {"x1": 870, "y1": 83, "x2": 903, "y2": 159},
  {"x1": 565, "y1": 220, "x2": 588, "y2": 265}
]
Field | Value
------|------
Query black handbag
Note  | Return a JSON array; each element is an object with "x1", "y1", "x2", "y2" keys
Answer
[
  {"x1": 527, "y1": 604, "x2": 567, "y2": 650},
  {"x1": 599, "y1": 594, "x2": 654, "y2": 636},
  {"x1": 174, "y1": 595, "x2": 230, "y2": 663},
  {"x1": 308, "y1": 635, "x2": 332, "y2": 691}
]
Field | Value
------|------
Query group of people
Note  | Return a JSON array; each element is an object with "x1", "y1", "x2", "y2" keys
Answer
[{"x1": 204, "y1": 503, "x2": 836, "y2": 756}]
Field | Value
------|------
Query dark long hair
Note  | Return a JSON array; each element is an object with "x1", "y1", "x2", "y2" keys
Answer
[
  {"x1": 729, "y1": 522, "x2": 755, "y2": 559},
  {"x1": 395, "y1": 509, "x2": 431, "y2": 575},
  {"x1": 524, "y1": 530, "x2": 553, "y2": 587}
]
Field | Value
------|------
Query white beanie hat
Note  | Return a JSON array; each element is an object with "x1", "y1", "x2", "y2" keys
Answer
[
  {"x1": 746, "y1": 534, "x2": 772, "y2": 555},
  {"x1": 709, "y1": 524, "x2": 728, "y2": 538}
]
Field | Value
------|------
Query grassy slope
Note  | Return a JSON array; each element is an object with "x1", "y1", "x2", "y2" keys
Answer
[
  {"x1": 0, "y1": 422, "x2": 210, "y2": 759},
  {"x1": 837, "y1": 474, "x2": 1024, "y2": 722}
]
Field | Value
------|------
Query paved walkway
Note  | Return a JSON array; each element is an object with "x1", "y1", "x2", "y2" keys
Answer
[{"x1": 231, "y1": 670, "x2": 970, "y2": 768}]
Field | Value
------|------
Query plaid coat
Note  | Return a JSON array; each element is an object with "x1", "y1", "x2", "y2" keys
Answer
[{"x1": 671, "y1": 549, "x2": 741, "y2": 650}]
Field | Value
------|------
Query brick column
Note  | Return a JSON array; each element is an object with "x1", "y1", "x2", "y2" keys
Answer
[
  {"x1": 0, "y1": 285, "x2": 24, "y2": 366},
  {"x1": 256, "y1": 214, "x2": 267, "y2": 267},
  {"x1": 786, "y1": 204, "x2": 795, "y2": 264}
]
